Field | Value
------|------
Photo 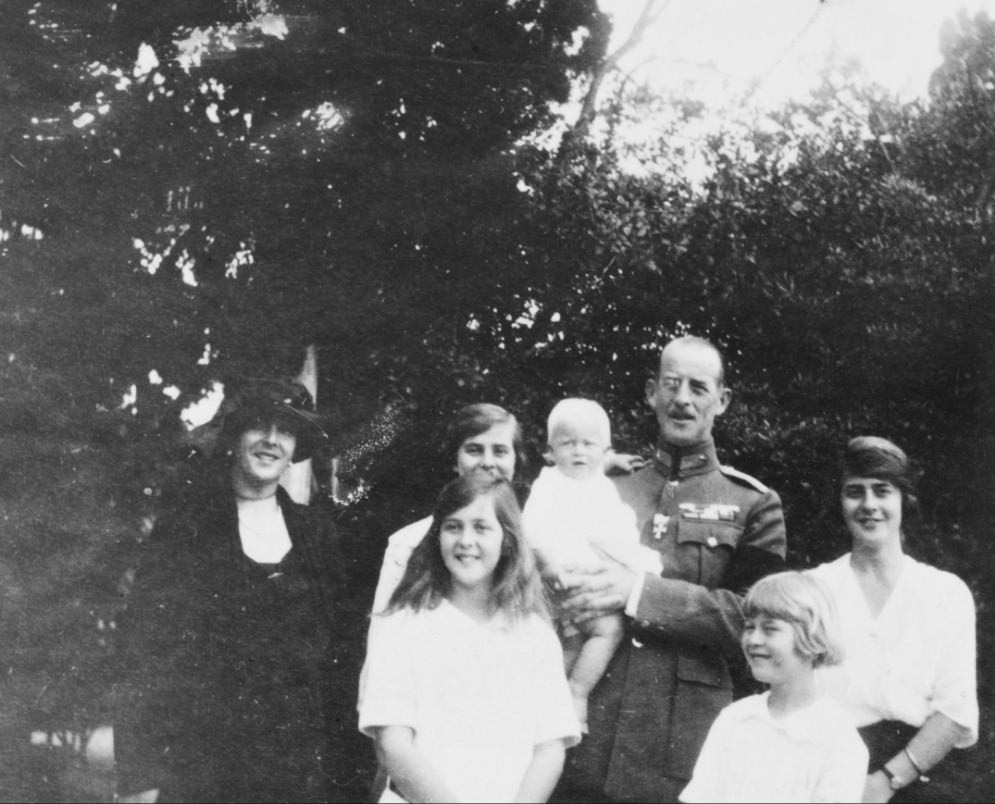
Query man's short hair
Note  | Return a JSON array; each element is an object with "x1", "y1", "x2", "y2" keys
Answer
[{"x1": 659, "y1": 336, "x2": 727, "y2": 387}]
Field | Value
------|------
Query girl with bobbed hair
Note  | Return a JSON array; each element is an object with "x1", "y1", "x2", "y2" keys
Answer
[
  {"x1": 743, "y1": 570, "x2": 845, "y2": 669},
  {"x1": 811, "y1": 436, "x2": 978, "y2": 803},
  {"x1": 682, "y1": 571, "x2": 867, "y2": 803}
]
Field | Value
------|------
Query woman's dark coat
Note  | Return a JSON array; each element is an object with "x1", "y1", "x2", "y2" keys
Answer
[{"x1": 114, "y1": 469, "x2": 365, "y2": 803}]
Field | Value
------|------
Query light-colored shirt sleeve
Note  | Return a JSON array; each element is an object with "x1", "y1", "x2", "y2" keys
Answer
[
  {"x1": 370, "y1": 517, "x2": 433, "y2": 615},
  {"x1": 930, "y1": 573, "x2": 978, "y2": 744},
  {"x1": 370, "y1": 555, "x2": 403, "y2": 618},
  {"x1": 624, "y1": 571, "x2": 647, "y2": 618},
  {"x1": 359, "y1": 518, "x2": 433, "y2": 712},
  {"x1": 358, "y1": 611, "x2": 417, "y2": 735},
  {"x1": 528, "y1": 619, "x2": 583, "y2": 748}
]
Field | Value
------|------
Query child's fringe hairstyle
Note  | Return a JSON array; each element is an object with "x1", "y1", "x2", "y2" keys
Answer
[
  {"x1": 384, "y1": 475, "x2": 550, "y2": 622},
  {"x1": 546, "y1": 398, "x2": 612, "y2": 445},
  {"x1": 744, "y1": 571, "x2": 844, "y2": 668}
]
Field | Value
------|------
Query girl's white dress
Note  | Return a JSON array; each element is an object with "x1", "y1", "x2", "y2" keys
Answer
[{"x1": 359, "y1": 600, "x2": 581, "y2": 803}]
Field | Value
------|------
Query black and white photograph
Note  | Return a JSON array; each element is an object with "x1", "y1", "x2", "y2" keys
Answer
[{"x1": 0, "y1": 1, "x2": 990, "y2": 801}]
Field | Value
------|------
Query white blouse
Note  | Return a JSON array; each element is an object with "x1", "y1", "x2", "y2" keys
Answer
[
  {"x1": 359, "y1": 601, "x2": 580, "y2": 803},
  {"x1": 811, "y1": 554, "x2": 978, "y2": 746},
  {"x1": 236, "y1": 496, "x2": 292, "y2": 564},
  {"x1": 680, "y1": 692, "x2": 868, "y2": 803},
  {"x1": 370, "y1": 515, "x2": 433, "y2": 615}
]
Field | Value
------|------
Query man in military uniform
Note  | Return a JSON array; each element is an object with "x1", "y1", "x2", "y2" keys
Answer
[{"x1": 554, "y1": 335, "x2": 787, "y2": 803}]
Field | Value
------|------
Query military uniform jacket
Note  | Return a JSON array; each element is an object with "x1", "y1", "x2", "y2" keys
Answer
[{"x1": 563, "y1": 438, "x2": 786, "y2": 802}]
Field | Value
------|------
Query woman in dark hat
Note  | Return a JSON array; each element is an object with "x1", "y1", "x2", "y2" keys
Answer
[
  {"x1": 810, "y1": 436, "x2": 978, "y2": 803},
  {"x1": 114, "y1": 378, "x2": 362, "y2": 803}
]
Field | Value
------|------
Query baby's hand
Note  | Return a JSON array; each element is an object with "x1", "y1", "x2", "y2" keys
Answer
[
  {"x1": 545, "y1": 568, "x2": 570, "y2": 592},
  {"x1": 540, "y1": 560, "x2": 580, "y2": 594},
  {"x1": 554, "y1": 570, "x2": 575, "y2": 592},
  {"x1": 557, "y1": 562, "x2": 635, "y2": 624},
  {"x1": 604, "y1": 450, "x2": 648, "y2": 475}
]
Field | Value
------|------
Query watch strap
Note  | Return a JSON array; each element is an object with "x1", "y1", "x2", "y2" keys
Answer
[{"x1": 880, "y1": 764, "x2": 912, "y2": 791}]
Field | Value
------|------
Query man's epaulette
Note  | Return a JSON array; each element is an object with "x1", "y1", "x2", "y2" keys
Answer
[{"x1": 719, "y1": 465, "x2": 770, "y2": 494}]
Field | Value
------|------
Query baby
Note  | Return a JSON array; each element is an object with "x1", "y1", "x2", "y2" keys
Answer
[{"x1": 523, "y1": 398, "x2": 661, "y2": 729}]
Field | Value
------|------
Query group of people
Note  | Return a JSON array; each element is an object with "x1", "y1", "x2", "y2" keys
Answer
[{"x1": 113, "y1": 336, "x2": 978, "y2": 804}]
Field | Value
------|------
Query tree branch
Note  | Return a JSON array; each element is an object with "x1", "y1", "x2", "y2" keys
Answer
[{"x1": 567, "y1": 0, "x2": 666, "y2": 146}]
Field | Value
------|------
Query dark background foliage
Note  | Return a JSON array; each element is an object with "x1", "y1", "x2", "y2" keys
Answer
[{"x1": 0, "y1": 1, "x2": 993, "y2": 800}]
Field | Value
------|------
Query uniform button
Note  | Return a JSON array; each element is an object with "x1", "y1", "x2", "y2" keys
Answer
[{"x1": 640, "y1": 620, "x2": 651, "y2": 628}]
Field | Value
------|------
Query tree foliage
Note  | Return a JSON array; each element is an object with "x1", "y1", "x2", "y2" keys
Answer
[
  {"x1": 0, "y1": 0, "x2": 608, "y2": 793},
  {"x1": 2, "y1": 2, "x2": 995, "y2": 799}
]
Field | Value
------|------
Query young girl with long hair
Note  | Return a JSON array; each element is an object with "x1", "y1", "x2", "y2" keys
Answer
[{"x1": 359, "y1": 475, "x2": 580, "y2": 803}]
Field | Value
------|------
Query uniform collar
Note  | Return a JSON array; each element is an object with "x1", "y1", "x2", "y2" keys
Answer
[{"x1": 653, "y1": 438, "x2": 718, "y2": 480}]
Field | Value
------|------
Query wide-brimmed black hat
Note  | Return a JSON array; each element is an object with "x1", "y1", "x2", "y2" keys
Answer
[{"x1": 217, "y1": 377, "x2": 329, "y2": 463}]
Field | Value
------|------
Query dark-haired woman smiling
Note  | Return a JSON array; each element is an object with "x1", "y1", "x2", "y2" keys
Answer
[
  {"x1": 811, "y1": 437, "x2": 978, "y2": 803},
  {"x1": 115, "y1": 379, "x2": 358, "y2": 803}
]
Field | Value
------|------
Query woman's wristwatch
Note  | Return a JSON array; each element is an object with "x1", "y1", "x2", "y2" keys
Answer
[{"x1": 879, "y1": 764, "x2": 917, "y2": 791}]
